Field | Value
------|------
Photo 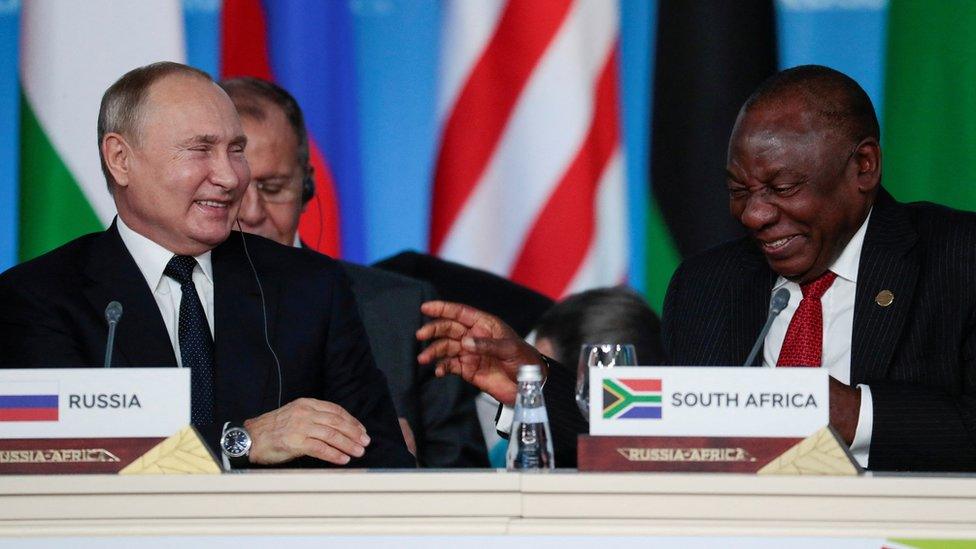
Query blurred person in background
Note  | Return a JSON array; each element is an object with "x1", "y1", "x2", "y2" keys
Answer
[
  {"x1": 222, "y1": 76, "x2": 487, "y2": 467},
  {"x1": 429, "y1": 286, "x2": 666, "y2": 467}
]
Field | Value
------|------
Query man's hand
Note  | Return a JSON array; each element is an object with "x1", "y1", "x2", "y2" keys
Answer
[
  {"x1": 243, "y1": 398, "x2": 370, "y2": 465},
  {"x1": 417, "y1": 300, "x2": 543, "y2": 406},
  {"x1": 829, "y1": 376, "x2": 861, "y2": 446}
]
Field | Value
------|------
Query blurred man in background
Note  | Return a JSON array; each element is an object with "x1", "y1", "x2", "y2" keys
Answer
[
  {"x1": 222, "y1": 77, "x2": 488, "y2": 467},
  {"x1": 521, "y1": 286, "x2": 666, "y2": 467},
  {"x1": 531, "y1": 286, "x2": 664, "y2": 368}
]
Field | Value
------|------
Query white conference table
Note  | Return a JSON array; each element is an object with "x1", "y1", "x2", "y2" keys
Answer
[{"x1": 1, "y1": 470, "x2": 975, "y2": 541}]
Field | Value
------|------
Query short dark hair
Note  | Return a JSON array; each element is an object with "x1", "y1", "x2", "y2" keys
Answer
[
  {"x1": 98, "y1": 61, "x2": 213, "y2": 190},
  {"x1": 533, "y1": 286, "x2": 664, "y2": 367},
  {"x1": 742, "y1": 64, "x2": 880, "y2": 144},
  {"x1": 219, "y1": 77, "x2": 311, "y2": 189}
]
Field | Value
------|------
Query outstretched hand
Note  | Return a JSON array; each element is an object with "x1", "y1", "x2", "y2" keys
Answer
[{"x1": 416, "y1": 300, "x2": 543, "y2": 406}]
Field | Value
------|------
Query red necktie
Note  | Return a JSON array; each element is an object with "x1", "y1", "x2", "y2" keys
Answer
[{"x1": 777, "y1": 271, "x2": 838, "y2": 367}]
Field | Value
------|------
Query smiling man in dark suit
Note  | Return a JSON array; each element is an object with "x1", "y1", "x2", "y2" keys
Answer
[
  {"x1": 419, "y1": 65, "x2": 976, "y2": 472},
  {"x1": 0, "y1": 62, "x2": 414, "y2": 469}
]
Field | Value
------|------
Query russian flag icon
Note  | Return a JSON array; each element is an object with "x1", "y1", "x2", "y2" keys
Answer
[{"x1": 0, "y1": 383, "x2": 59, "y2": 422}]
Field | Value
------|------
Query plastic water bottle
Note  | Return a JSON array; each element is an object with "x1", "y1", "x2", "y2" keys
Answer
[{"x1": 506, "y1": 364, "x2": 555, "y2": 470}]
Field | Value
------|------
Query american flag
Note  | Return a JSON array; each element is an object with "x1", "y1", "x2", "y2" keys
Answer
[{"x1": 430, "y1": 0, "x2": 628, "y2": 299}]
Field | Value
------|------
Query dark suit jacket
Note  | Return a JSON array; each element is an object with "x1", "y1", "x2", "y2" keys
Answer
[
  {"x1": 374, "y1": 251, "x2": 555, "y2": 337},
  {"x1": 0, "y1": 224, "x2": 415, "y2": 468},
  {"x1": 339, "y1": 261, "x2": 489, "y2": 467},
  {"x1": 663, "y1": 189, "x2": 976, "y2": 472}
]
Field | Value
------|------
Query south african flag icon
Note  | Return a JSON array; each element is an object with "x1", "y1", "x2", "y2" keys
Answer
[{"x1": 603, "y1": 378, "x2": 663, "y2": 419}]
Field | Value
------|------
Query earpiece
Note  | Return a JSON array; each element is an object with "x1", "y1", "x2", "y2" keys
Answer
[
  {"x1": 301, "y1": 164, "x2": 315, "y2": 204},
  {"x1": 237, "y1": 220, "x2": 283, "y2": 409}
]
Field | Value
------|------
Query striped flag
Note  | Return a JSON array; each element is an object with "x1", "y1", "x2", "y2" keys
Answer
[
  {"x1": 0, "y1": 383, "x2": 59, "y2": 422},
  {"x1": 431, "y1": 0, "x2": 627, "y2": 300},
  {"x1": 602, "y1": 378, "x2": 662, "y2": 419},
  {"x1": 221, "y1": 0, "x2": 355, "y2": 259},
  {"x1": 19, "y1": 0, "x2": 185, "y2": 261}
]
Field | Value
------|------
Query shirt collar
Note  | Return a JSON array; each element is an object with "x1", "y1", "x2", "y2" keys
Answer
[
  {"x1": 829, "y1": 208, "x2": 871, "y2": 284},
  {"x1": 772, "y1": 208, "x2": 872, "y2": 290},
  {"x1": 116, "y1": 215, "x2": 214, "y2": 289}
]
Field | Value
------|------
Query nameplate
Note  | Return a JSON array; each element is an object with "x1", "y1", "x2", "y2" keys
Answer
[
  {"x1": 589, "y1": 367, "x2": 828, "y2": 437},
  {"x1": 0, "y1": 368, "x2": 189, "y2": 439}
]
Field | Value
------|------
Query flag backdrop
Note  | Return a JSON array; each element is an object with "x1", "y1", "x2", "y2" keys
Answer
[
  {"x1": 18, "y1": 0, "x2": 185, "y2": 261},
  {"x1": 0, "y1": 3, "x2": 17, "y2": 268},
  {"x1": 883, "y1": 0, "x2": 976, "y2": 211},
  {"x1": 5, "y1": 0, "x2": 975, "y2": 315},
  {"x1": 646, "y1": 0, "x2": 778, "y2": 310},
  {"x1": 432, "y1": 0, "x2": 628, "y2": 300},
  {"x1": 221, "y1": 0, "x2": 348, "y2": 259}
]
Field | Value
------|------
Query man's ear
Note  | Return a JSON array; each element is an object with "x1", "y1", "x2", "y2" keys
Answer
[
  {"x1": 102, "y1": 133, "x2": 134, "y2": 187},
  {"x1": 853, "y1": 137, "x2": 881, "y2": 193},
  {"x1": 300, "y1": 164, "x2": 315, "y2": 214}
]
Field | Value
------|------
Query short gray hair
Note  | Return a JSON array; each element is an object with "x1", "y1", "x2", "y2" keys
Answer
[
  {"x1": 97, "y1": 61, "x2": 213, "y2": 191},
  {"x1": 741, "y1": 64, "x2": 880, "y2": 144}
]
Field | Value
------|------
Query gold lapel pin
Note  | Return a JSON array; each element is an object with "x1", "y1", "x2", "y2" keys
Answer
[{"x1": 875, "y1": 290, "x2": 894, "y2": 307}]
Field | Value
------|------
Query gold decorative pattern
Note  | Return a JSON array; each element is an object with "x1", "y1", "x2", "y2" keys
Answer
[
  {"x1": 757, "y1": 426, "x2": 859, "y2": 476},
  {"x1": 119, "y1": 426, "x2": 220, "y2": 475}
]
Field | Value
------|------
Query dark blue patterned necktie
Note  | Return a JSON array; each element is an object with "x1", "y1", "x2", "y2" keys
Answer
[{"x1": 164, "y1": 255, "x2": 215, "y2": 426}]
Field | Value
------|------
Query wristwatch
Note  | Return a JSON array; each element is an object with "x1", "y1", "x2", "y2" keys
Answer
[{"x1": 220, "y1": 424, "x2": 252, "y2": 461}]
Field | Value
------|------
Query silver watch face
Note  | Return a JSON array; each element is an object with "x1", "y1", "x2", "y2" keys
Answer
[{"x1": 221, "y1": 427, "x2": 251, "y2": 458}]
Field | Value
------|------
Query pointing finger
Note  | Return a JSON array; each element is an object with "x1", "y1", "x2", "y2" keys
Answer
[
  {"x1": 416, "y1": 318, "x2": 468, "y2": 341},
  {"x1": 421, "y1": 300, "x2": 498, "y2": 329},
  {"x1": 434, "y1": 357, "x2": 464, "y2": 377},
  {"x1": 463, "y1": 336, "x2": 539, "y2": 364},
  {"x1": 418, "y1": 338, "x2": 462, "y2": 365}
]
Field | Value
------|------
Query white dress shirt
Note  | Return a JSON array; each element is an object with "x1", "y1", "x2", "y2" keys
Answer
[
  {"x1": 763, "y1": 211, "x2": 874, "y2": 468},
  {"x1": 116, "y1": 216, "x2": 215, "y2": 367}
]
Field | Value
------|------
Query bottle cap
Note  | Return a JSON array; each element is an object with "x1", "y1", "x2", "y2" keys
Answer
[{"x1": 516, "y1": 364, "x2": 543, "y2": 382}]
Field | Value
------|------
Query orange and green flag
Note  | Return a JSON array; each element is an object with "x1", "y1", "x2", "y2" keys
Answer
[{"x1": 18, "y1": 0, "x2": 185, "y2": 261}]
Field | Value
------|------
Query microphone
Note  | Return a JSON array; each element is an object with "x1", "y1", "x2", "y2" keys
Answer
[
  {"x1": 103, "y1": 301, "x2": 123, "y2": 368},
  {"x1": 742, "y1": 287, "x2": 790, "y2": 367}
]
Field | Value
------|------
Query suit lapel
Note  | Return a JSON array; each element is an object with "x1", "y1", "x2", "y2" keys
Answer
[
  {"x1": 730, "y1": 242, "x2": 777, "y2": 366},
  {"x1": 212, "y1": 232, "x2": 277, "y2": 416},
  {"x1": 851, "y1": 190, "x2": 919, "y2": 384},
  {"x1": 82, "y1": 223, "x2": 176, "y2": 367}
]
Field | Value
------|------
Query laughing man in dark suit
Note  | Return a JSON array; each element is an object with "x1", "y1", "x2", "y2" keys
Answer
[
  {"x1": 418, "y1": 65, "x2": 976, "y2": 472},
  {"x1": 0, "y1": 62, "x2": 414, "y2": 469}
]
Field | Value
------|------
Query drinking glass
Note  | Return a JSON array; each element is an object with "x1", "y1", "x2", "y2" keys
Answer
[{"x1": 575, "y1": 343, "x2": 637, "y2": 419}]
